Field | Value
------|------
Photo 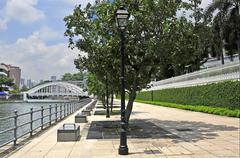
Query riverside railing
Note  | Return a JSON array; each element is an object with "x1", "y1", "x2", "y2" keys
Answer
[{"x1": 0, "y1": 98, "x2": 92, "y2": 148}]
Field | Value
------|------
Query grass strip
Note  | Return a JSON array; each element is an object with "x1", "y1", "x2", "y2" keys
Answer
[{"x1": 135, "y1": 99, "x2": 240, "y2": 118}]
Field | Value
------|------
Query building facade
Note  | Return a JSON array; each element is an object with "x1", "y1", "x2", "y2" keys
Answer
[
  {"x1": 27, "y1": 79, "x2": 33, "y2": 89},
  {"x1": 0, "y1": 63, "x2": 21, "y2": 88},
  {"x1": 8, "y1": 66, "x2": 21, "y2": 88},
  {"x1": 0, "y1": 64, "x2": 9, "y2": 77}
]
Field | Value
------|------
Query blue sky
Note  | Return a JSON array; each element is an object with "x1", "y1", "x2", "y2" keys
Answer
[
  {"x1": 0, "y1": 0, "x2": 211, "y2": 82},
  {"x1": 0, "y1": 0, "x2": 95, "y2": 81}
]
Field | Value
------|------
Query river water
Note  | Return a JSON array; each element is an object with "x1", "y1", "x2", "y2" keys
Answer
[{"x1": 0, "y1": 102, "x2": 78, "y2": 146}]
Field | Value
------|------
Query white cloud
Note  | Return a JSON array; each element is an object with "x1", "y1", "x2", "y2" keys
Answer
[
  {"x1": 0, "y1": 30, "x2": 83, "y2": 80},
  {"x1": 0, "y1": 0, "x2": 44, "y2": 31},
  {"x1": 57, "y1": 0, "x2": 96, "y2": 7},
  {"x1": 34, "y1": 26, "x2": 63, "y2": 41},
  {"x1": 0, "y1": 18, "x2": 7, "y2": 31}
]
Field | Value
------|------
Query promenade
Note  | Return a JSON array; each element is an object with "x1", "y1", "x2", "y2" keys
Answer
[{"x1": 5, "y1": 101, "x2": 240, "y2": 158}]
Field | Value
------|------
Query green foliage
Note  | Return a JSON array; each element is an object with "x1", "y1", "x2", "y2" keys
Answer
[
  {"x1": 9, "y1": 90, "x2": 19, "y2": 94},
  {"x1": 87, "y1": 73, "x2": 105, "y2": 96},
  {"x1": 0, "y1": 76, "x2": 14, "y2": 89},
  {"x1": 204, "y1": 0, "x2": 240, "y2": 59},
  {"x1": 135, "y1": 100, "x2": 240, "y2": 118},
  {"x1": 61, "y1": 72, "x2": 86, "y2": 81},
  {"x1": 9, "y1": 84, "x2": 20, "y2": 94},
  {"x1": 136, "y1": 81, "x2": 240, "y2": 110},
  {"x1": 63, "y1": 1, "x2": 226, "y2": 120},
  {"x1": 21, "y1": 85, "x2": 29, "y2": 92},
  {"x1": 64, "y1": 0, "x2": 211, "y2": 93}
]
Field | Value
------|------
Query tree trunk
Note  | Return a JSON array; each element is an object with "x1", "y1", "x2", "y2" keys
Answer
[
  {"x1": 111, "y1": 91, "x2": 114, "y2": 112},
  {"x1": 102, "y1": 94, "x2": 106, "y2": 108},
  {"x1": 125, "y1": 90, "x2": 137, "y2": 123}
]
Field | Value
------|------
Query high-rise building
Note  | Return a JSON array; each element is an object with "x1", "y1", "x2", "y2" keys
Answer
[
  {"x1": 9, "y1": 66, "x2": 21, "y2": 88},
  {"x1": 27, "y1": 79, "x2": 32, "y2": 89},
  {"x1": 20, "y1": 78, "x2": 25, "y2": 88}
]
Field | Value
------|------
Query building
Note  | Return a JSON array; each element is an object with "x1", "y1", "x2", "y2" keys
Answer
[
  {"x1": 20, "y1": 78, "x2": 25, "y2": 88},
  {"x1": 0, "y1": 64, "x2": 9, "y2": 77},
  {"x1": 51, "y1": 76, "x2": 57, "y2": 82},
  {"x1": 27, "y1": 79, "x2": 33, "y2": 89},
  {"x1": 8, "y1": 66, "x2": 21, "y2": 88},
  {"x1": 0, "y1": 63, "x2": 21, "y2": 88}
]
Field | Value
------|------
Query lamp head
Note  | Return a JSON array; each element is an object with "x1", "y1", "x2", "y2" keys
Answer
[{"x1": 115, "y1": 6, "x2": 130, "y2": 30}]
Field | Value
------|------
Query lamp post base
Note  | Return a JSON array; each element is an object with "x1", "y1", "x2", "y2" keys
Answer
[{"x1": 119, "y1": 145, "x2": 128, "y2": 155}]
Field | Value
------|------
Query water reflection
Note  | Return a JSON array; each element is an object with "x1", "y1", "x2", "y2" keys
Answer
[{"x1": 0, "y1": 102, "x2": 60, "y2": 146}]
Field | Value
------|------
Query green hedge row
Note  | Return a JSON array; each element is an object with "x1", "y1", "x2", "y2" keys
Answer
[{"x1": 136, "y1": 81, "x2": 240, "y2": 110}]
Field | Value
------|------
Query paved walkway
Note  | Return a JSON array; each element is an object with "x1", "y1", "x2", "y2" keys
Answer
[{"x1": 5, "y1": 101, "x2": 240, "y2": 158}]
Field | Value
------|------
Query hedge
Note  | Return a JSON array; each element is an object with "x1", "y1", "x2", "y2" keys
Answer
[
  {"x1": 136, "y1": 81, "x2": 240, "y2": 110},
  {"x1": 135, "y1": 100, "x2": 240, "y2": 117}
]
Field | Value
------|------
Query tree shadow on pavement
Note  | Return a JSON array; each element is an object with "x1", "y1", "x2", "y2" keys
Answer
[
  {"x1": 151, "y1": 119, "x2": 238, "y2": 143},
  {"x1": 86, "y1": 119, "x2": 238, "y2": 143}
]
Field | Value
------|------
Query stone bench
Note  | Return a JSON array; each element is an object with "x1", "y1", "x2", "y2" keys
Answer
[
  {"x1": 82, "y1": 109, "x2": 91, "y2": 116},
  {"x1": 86, "y1": 106, "x2": 93, "y2": 111},
  {"x1": 75, "y1": 114, "x2": 88, "y2": 123},
  {"x1": 57, "y1": 123, "x2": 80, "y2": 142}
]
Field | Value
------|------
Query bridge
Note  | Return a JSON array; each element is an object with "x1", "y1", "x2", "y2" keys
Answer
[{"x1": 23, "y1": 81, "x2": 88, "y2": 102}]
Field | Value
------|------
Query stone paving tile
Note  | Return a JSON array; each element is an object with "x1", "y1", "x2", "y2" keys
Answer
[
  {"x1": 5, "y1": 100, "x2": 240, "y2": 158},
  {"x1": 209, "y1": 149, "x2": 239, "y2": 157},
  {"x1": 166, "y1": 156, "x2": 193, "y2": 158},
  {"x1": 191, "y1": 153, "x2": 219, "y2": 158}
]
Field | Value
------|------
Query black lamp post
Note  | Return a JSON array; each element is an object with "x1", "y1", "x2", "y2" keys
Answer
[{"x1": 115, "y1": 6, "x2": 130, "y2": 155}]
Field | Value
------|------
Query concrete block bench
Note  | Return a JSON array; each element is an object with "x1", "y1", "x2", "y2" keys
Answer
[
  {"x1": 86, "y1": 106, "x2": 93, "y2": 111},
  {"x1": 82, "y1": 109, "x2": 91, "y2": 116},
  {"x1": 75, "y1": 114, "x2": 88, "y2": 123},
  {"x1": 57, "y1": 123, "x2": 80, "y2": 142}
]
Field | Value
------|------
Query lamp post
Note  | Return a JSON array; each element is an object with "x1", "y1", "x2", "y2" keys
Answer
[{"x1": 115, "y1": 6, "x2": 130, "y2": 155}]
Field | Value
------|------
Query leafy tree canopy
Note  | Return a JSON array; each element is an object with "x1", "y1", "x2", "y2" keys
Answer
[
  {"x1": 0, "y1": 76, "x2": 14, "y2": 87},
  {"x1": 61, "y1": 72, "x2": 87, "y2": 81},
  {"x1": 64, "y1": 0, "x2": 211, "y2": 121}
]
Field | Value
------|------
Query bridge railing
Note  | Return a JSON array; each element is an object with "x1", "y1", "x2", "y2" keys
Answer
[{"x1": 0, "y1": 98, "x2": 93, "y2": 148}]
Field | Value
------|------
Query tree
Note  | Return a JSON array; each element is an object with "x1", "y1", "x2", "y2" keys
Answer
[
  {"x1": 61, "y1": 73, "x2": 73, "y2": 81},
  {"x1": 62, "y1": 72, "x2": 87, "y2": 81},
  {"x1": 10, "y1": 84, "x2": 20, "y2": 94},
  {"x1": 21, "y1": 85, "x2": 29, "y2": 92},
  {"x1": 205, "y1": 0, "x2": 240, "y2": 63},
  {"x1": 0, "y1": 76, "x2": 14, "y2": 91},
  {"x1": 64, "y1": 0, "x2": 209, "y2": 122},
  {"x1": 87, "y1": 73, "x2": 106, "y2": 106}
]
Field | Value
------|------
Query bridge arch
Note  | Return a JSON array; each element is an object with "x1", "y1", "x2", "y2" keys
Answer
[{"x1": 23, "y1": 82, "x2": 88, "y2": 101}]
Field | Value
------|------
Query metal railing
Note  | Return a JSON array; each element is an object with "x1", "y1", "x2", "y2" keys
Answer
[{"x1": 0, "y1": 98, "x2": 92, "y2": 148}]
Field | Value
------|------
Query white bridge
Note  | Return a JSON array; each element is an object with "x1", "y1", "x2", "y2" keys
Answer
[{"x1": 23, "y1": 81, "x2": 88, "y2": 102}]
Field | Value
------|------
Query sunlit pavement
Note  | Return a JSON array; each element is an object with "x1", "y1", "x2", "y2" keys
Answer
[{"x1": 6, "y1": 101, "x2": 239, "y2": 158}]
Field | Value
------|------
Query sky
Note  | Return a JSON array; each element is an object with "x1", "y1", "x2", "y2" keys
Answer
[
  {"x1": 0, "y1": 0, "x2": 95, "y2": 81},
  {"x1": 0, "y1": 0, "x2": 212, "y2": 82}
]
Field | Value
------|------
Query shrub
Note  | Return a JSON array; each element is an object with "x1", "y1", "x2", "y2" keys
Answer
[{"x1": 136, "y1": 81, "x2": 240, "y2": 110}]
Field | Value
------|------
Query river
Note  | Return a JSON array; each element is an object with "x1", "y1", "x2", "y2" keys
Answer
[{"x1": 0, "y1": 102, "x2": 81, "y2": 146}]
